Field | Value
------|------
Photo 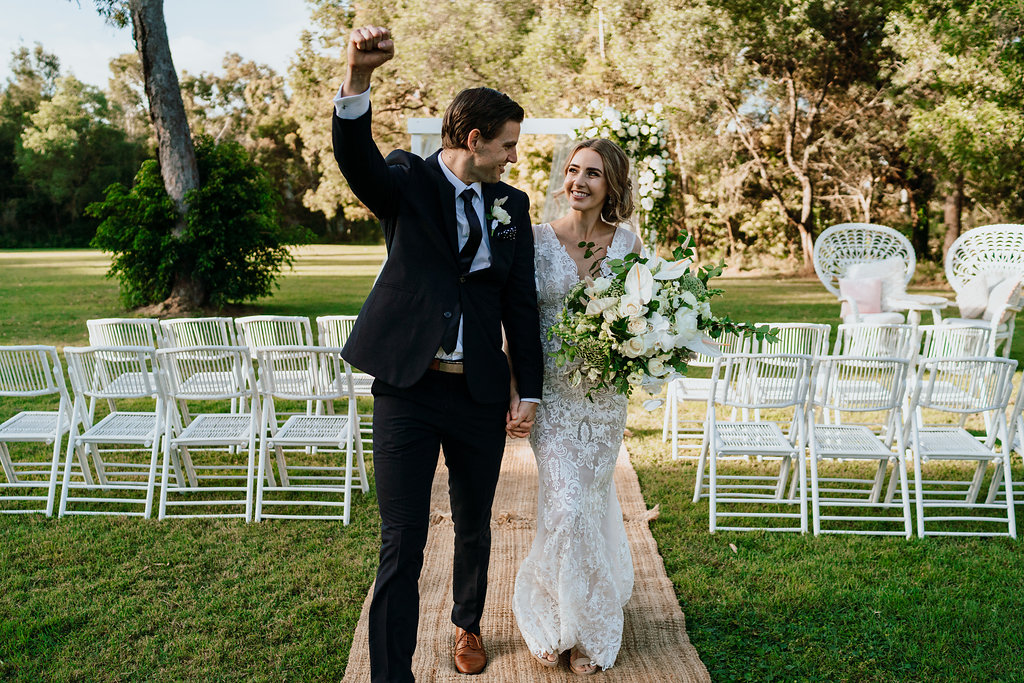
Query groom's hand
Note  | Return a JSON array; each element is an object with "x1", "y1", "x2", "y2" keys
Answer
[
  {"x1": 342, "y1": 26, "x2": 394, "y2": 96},
  {"x1": 506, "y1": 399, "x2": 537, "y2": 439}
]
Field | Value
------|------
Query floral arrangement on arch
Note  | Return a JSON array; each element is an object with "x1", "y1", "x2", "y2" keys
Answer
[
  {"x1": 549, "y1": 235, "x2": 776, "y2": 398},
  {"x1": 571, "y1": 100, "x2": 673, "y2": 247}
]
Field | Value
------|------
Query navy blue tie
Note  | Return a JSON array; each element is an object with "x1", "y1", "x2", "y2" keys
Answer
[{"x1": 440, "y1": 189, "x2": 482, "y2": 354}]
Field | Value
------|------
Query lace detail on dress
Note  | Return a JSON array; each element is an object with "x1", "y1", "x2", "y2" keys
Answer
[{"x1": 512, "y1": 223, "x2": 635, "y2": 670}]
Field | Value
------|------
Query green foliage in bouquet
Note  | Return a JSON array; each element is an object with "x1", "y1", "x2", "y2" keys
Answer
[{"x1": 549, "y1": 235, "x2": 776, "y2": 397}]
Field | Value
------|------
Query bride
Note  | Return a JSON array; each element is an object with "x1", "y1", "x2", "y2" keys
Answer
[{"x1": 509, "y1": 138, "x2": 642, "y2": 674}]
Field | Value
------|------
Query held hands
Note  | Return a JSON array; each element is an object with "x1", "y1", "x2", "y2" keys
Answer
[
  {"x1": 506, "y1": 391, "x2": 538, "y2": 439},
  {"x1": 342, "y1": 26, "x2": 394, "y2": 95}
]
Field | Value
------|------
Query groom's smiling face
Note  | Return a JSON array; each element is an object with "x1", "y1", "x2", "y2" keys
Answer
[{"x1": 468, "y1": 120, "x2": 521, "y2": 183}]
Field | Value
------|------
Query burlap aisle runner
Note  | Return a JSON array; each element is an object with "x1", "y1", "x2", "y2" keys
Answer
[{"x1": 342, "y1": 439, "x2": 710, "y2": 682}]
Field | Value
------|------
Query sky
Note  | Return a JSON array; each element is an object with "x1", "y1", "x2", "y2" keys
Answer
[{"x1": 0, "y1": 0, "x2": 313, "y2": 88}]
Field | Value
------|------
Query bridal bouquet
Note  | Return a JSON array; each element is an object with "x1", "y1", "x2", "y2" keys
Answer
[{"x1": 549, "y1": 236, "x2": 775, "y2": 398}]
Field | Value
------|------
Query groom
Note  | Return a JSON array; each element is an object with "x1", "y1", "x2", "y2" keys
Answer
[{"x1": 332, "y1": 26, "x2": 543, "y2": 683}]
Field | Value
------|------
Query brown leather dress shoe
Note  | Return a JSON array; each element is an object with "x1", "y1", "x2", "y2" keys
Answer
[{"x1": 454, "y1": 627, "x2": 487, "y2": 674}]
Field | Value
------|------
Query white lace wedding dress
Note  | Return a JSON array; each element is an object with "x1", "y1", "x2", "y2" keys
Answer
[{"x1": 513, "y1": 223, "x2": 636, "y2": 670}]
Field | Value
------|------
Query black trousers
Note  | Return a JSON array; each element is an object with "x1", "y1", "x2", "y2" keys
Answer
[{"x1": 368, "y1": 370, "x2": 507, "y2": 683}]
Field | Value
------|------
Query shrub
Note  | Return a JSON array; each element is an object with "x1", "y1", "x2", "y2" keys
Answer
[{"x1": 89, "y1": 136, "x2": 304, "y2": 308}]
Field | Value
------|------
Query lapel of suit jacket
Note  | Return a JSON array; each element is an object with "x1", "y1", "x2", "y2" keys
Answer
[{"x1": 426, "y1": 151, "x2": 459, "y2": 264}]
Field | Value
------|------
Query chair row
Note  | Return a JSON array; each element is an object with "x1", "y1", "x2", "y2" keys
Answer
[
  {"x1": 664, "y1": 322, "x2": 1003, "y2": 459},
  {"x1": 0, "y1": 345, "x2": 369, "y2": 523},
  {"x1": 688, "y1": 353, "x2": 1022, "y2": 539}
]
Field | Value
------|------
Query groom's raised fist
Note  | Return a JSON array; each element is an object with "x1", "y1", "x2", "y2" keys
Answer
[
  {"x1": 348, "y1": 26, "x2": 394, "y2": 71},
  {"x1": 342, "y1": 26, "x2": 394, "y2": 96}
]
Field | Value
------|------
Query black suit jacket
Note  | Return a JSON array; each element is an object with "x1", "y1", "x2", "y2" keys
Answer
[{"x1": 332, "y1": 109, "x2": 543, "y2": 404}]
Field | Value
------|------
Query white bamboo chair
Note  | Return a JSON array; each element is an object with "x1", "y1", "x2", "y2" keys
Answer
[
  {"x1": 317, "y1": 315, "x2": 374, "y2": 452},
  {"x1": 662, "y1": 330, "x2": 749, "y2": 460},
  {"x1": 159, "y1": 317, "x2": 239, "y2": 348},
  {"x1": 254, "y1": 346, "x2": 368, "y2": 524},
  {"x1": 696, "y1": 353, "x2": 812, "y2": 533},
  {"x1": 156, "y1": 346, "x2": 261, "y2": 521},
  {"x1": 806, "y1": 356, "x2": 912, "y2": 536},
  {"x1": 86, "y1": 318, "x2": 164, "y2": 418},
  {"x1": 831, "y1": 323, "x2": 917, "y2": 359},
  {"x1": 0, "y1": 346, "x2": 82, "y2": 516},
  {"x1": 900, "y1": 356, "x2": 1017, "y2": 538},
  {"x1": 160, "y1": 317, "x2": 244, "y2": 422},
  {"x1": 237, "y1": 315, "x2": 316, "y2": 416},
  {"x1": 812, "y1": 223, "x2": 916, "y2": 324},
  {"x1": 59, "y1": 346, "x2": 167, "y2": 518}
]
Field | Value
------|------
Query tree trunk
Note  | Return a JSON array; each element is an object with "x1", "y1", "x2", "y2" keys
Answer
[
  {"x1": 942, "y1": 172, "x2": 964, "y2": 263},
  {"x1": 797, "y1": 176, "x2": 815, "y2": 272},
  {"x1": 129, "y1": 0, "x2": 205, "y2": 307}
]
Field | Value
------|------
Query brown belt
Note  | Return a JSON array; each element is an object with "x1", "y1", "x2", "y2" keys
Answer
[{"x1": 428, "y1": 358, "x2": 464, "y2": 374}]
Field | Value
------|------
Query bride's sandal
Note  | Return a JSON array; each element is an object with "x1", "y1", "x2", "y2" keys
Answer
[
  {"x1": 569, "y1": 648, "x2": 598, "y2": 675},
  {"x1": 533, "y1": 651, "x2": 558, "y2": 668}
]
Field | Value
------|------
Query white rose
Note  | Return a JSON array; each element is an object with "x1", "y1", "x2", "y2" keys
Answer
[
  {"x1": 619, "y1": 294, "x2": 645, "y2": 318},
  {"x1": 610, "y1": 119, "x2": 622, "y2": 131},
  {"x1": 627, "y1": 316, "x2": 647, "y2": 335},
  {"x1": 648, "y1": 357, "x2": 669, "y2": 377},
  {"x1": 641, "y1": 197, "x2": 655, "y2": 211},
  {"x1": 621, "y1": 336, "x2": 647, "y2": 358},
  {"x1": 627, "y1": 371, "x2": 644, "y2": 386},
  {"x1": 641, "y1": 124, "x2": 650, "y2": 135},
  {"x1": 628, "y1": 124, "x2": 639, "y2": 137},
  {"x1": 586, "y1": 127, "x2": 598, "y2": 137}
]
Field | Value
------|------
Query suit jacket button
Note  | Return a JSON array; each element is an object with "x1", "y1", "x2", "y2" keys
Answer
[
  {"x1": 443, "y1": 311, "x2": 452, "y2": 319},
  {"x1": 459, "y1": 276, "x2": 466, "y2": 283}
]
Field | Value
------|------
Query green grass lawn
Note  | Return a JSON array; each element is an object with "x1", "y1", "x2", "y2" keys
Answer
[{"x1": 1, "y1": 247, "x2": 1022, "y2": 682}]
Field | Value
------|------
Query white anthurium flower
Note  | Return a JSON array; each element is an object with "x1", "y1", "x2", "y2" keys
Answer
[
  {"x1": 591, "y1": 276, "x2": 612, "y2": 294},
  {"x1": 618, "y1": 294, "x2": 645, "y2": 318},
  {"x1": 642, "y1": 398, "x2": 665, "y2": 412},
  {"x1": 621, "y1": 336, "x2": 647, "y2": 358},
  {"x1": 652, "y1": 259, "x2": 693, "y2": 281},
  {"x1": 624, "y1": 262, "x2": 654, "y2": 303},
  {"x1": 585, "y1": 296, "x2": 619, "y2": 316},
  {"x1": 683, "y1": 334, "x2": 723, "y2": 357}
]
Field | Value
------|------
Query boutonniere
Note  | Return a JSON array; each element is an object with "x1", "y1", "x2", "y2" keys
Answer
[{"x1": 486, "y1": 196, "x2": 516, "y2": 241}]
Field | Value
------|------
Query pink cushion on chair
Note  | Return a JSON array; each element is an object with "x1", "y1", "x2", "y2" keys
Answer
[{"x1": 838, "y1": 277, "x2": 883, "y2": 318}]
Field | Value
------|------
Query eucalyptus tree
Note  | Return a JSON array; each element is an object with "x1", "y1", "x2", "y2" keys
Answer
[{"x1": 887, "y1": 0, "x2": 1024, "y2": 258}]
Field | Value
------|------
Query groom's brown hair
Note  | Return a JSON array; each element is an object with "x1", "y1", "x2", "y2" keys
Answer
[{"x1": 441, "y1": 87, "x2": 524, "y2": 150}]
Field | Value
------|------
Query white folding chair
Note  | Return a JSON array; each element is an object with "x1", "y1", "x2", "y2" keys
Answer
[
  {"x1": 902, "y1": 356, "x2": 1017, "y2": 538},
  {"x1": 157, "y1": 346, "x2": 260, "y2": 521},
  {"x1": 317, "y1": 315, "x2": 374, "y2": 453},
  {"x1": 831, "y1": 323, "x2": 917, "y2": 359},
  {"x1": 86, "y1": 318, "x2": 163, "y2": 418},
  {"x1": 254, "y1": 346, "x2": 368, "y2": 524},
  {"x1": 807, "y1": 356, "x2": 912, "y2": 536},
  {"x1": 755, "y1": 323, "x2": 831, "y2": 357},
  {"x1": 59, "y1": 346, "x2": 166, "y2": 518},
  {"x1": 160, "y1": 317, "x2": 245, "y2": 422},
  {"x1": 160, "y1": 317, "x2": 239, "y2": 348},
  {"x1": 0, "y1": 346, "x2": 82, "y2": 516},
  {"x1": 662, "y1": 331, "x2": 749, "y2": 460},
  {"x1": 697, "y1": 353, "x2": 812, "y2": 533},
  {"x1": 235, "y1": 315, "x2": 314, "y2": 355}
]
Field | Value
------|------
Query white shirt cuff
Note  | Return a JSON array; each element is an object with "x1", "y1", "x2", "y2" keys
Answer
[
  {"x1": 333, "y1": 84, "x2": 370, "y2": 119},
  {"x1": 519, "y1": 398, "x2": 541, "y2": 404}
]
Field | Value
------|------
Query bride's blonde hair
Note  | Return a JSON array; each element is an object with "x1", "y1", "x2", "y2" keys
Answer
[{"x1": 563, "y1": 139, "x2": 635, "y2": 226}]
